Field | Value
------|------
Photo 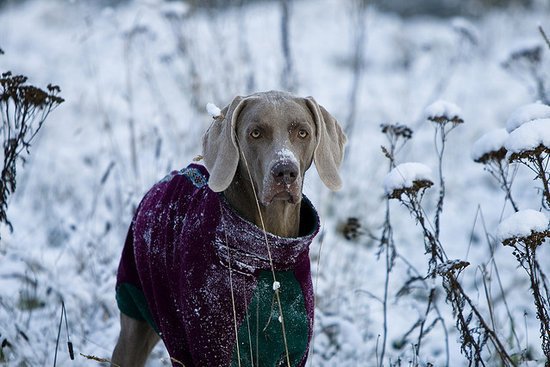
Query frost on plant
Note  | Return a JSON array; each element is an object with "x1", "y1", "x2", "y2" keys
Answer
[
  {"x1": 497, "y1": 209, "x2": 549, "y2": 248},
  {"x1": 505, "y1": 118, "x2": 550, "y2": 161},
  {"x1": 471, "y1": 128, "x2": 508, "y2": 164},
  {"x1": 504, "y1": 117, "x2": 550, "y2": 208},
  {"x1": 383, "y1": 162, "x2": 433, "y2": 199},
  {"x1": 497, "y1": 209, "x2": 550, "y2": 359},
  {"x1": 425, "y1": 100, "x2": 464, "y2": 125},
  {"x1": 471, "y1": 128, "x2": 518, "y2": 211}
]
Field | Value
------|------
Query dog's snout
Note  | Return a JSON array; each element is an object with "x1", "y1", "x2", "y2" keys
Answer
[{"x1": 271, "y1": 161, "x2": 298, "y2": 185}]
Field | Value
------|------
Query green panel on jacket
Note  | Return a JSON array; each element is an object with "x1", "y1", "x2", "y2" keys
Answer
[{"x1": 231, "y1": 270, "x2": 308, "y2": 366}]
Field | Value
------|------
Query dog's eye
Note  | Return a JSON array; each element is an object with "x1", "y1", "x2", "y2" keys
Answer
[
  {"x1": 250, "y1": 129, "x2": 261, "y2": 139},
  {"x1": 298, "y1": 129, "x2": 308, "y2": 139}
]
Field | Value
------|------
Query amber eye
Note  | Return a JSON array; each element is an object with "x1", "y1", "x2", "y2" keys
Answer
[
  {"x1": 250, "y1": 129, "x2": 261, "y2": 139},
  {"x1": 298, "y1": 129, "x2": 308, "y2": 139}
]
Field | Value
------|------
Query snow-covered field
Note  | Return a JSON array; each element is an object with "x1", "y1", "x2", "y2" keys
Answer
[{"x1": 1, "y1": 0, "x2": 550, "y2": 365}]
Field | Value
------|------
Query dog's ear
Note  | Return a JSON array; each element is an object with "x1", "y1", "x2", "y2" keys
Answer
[
  {"x1": 202, "y1": 96, "x2": 248, "y2": 192},
  {"x1": 305, "y1": 97, "x2": 347, "y2": 191}
]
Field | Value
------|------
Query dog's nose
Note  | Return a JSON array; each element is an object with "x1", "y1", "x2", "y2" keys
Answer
[{"x1": 271, "y1": 161, "x2": 298, "y2": 185}]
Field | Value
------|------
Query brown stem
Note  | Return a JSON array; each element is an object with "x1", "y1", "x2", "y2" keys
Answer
[
  {"x1": 453, "y1": 275, "x2": 517, "y2": 366},
  {"x1": 497, "y1": 160, "x2": 519, "y2": 212},
  {"x1": 535, "y1": 154, "x2": 550, "y2": 208}
]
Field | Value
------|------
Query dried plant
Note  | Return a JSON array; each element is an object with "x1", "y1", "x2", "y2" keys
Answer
[
  {"x1": 0, "y1": 68, "x2": 64, "y2": 232},
  {"x1": 384, "y1": 107, "x2": 518, "y2": 366},
  {"x1": 475, "y1": 150, "x2": 518, "y2": 212},
  {"x1": 426, "y1": 104, "x2": 464, "y2": 239},
  {"x1": 372, "y1": 123, "x2": 415, "y2": 365},
  {"x1": 501, "y1": 226, "x2": 550, "y2": 360},
  {"x1": 502, "y1": 41, "x2": 548, "y2": 104},
  {"x1": 508, "y1": 144, "x2": 550, "y2": 209}
]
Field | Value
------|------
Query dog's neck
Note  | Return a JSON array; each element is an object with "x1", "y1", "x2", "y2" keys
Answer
[{"x1": 223, "y1": 175, "x2": 301, "y2": 238}]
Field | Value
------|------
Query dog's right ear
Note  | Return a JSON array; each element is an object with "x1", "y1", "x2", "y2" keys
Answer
[{"x1": 202, "y1": 96, "x2": 248, "y2": 192}]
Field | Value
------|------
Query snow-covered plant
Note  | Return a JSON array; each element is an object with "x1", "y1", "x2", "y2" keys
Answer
[
  {"x1": 384, "y1": 162, "x2": 433, "y2": 198},
  {"x1": 0, "y1": 65, "x2": 64, "y2": 233},
  {"x1": 380, "y1": 123, "x2": 413, "y2": 168},
  {"x1": 425, "y1": 100, "x2": 464, "y2": 126},
  {"x1": 497, "y1": 210, "x2": 550, "y2": 359},
  {"x1": 373, "y1": 123, "x2": 417, "y2": 365},
  {"x1": 425, "y1": 100, "x2": 464, "y2": 239},
  {"x1": 471, "y1": 128, "x2": 518, "y2": 211},
  {"x1": 385, "y1": 103, "x2": 516, "y2": 366},
  {"x1": 505, "y1": 114, "x2": 550, "y2": 208}
]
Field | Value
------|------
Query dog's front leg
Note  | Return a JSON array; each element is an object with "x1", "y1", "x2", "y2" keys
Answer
[{"x1": 112, "y1": 313, "x2": 160, "y2": 367}]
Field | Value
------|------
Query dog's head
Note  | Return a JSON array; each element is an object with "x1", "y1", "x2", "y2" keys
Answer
[{"x1": 202, "y1": 91, "x2": 346, "y2": 205}]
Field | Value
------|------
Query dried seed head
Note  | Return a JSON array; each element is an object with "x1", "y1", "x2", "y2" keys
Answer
[
  {"x1": 380, "y1": 123, "x2": 413, "y2": 140},
  {"x1": 384, "y1": 162, "x2": 434, "y2": 199},
  {"x1": 339, "y1": 217, "x2": 361, "y2": 240},
  {"x1": 501, "y1": 230, "x2": 550, "y2": 248},
  {"x1": 436, "y1": 259, "x2": 470, "y2": 276},
  {"x1": 425, "y1": 100, "x2": 464, "y2": 125},
  {"x1": 387, "y1": 179, "x2": 433, "y2": 200},
  {"x1": 497, "y1": 209, "x2": 549, "y2": 248},
  {"x1": 504, "y1": 118, "x2": 550, "y2": 162},
  {"x1": 508, "y1": 144, "x2": 550, "y2": 162},
  {"x1": 474, "y1": 148, "x2": 507, "y2": 164},
  {"x1": 472, "y1": 129, "x2": 509, "y2": 164}
]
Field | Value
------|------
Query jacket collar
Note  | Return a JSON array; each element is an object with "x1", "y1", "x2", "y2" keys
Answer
[{"x1": 214, "y1": 191, "x2": 320, "y2": 274}]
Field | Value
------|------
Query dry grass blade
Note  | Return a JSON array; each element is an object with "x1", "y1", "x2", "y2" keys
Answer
[
  {"x1": 238, "y1": 147, "x2": 291, "y2": 367},
  {"x1": 80, "y1": 353, "x2": 121, "y2": 366}
]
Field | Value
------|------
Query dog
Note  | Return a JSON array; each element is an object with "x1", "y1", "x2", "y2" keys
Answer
[{"x1": 111, "y1": 91, "x2": 346, "y2": 366}]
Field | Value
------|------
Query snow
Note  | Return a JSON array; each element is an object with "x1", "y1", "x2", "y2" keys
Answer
[
  {"x1": 471, "y1": 128, "x2": 508, "y2": 162},
  {"x1": 1, "y1": 0, "x2": 550, "y2": 365},
  {"x1": 496, "y1": 209, "x2": 548, "y2": 242},
  {"x1": 504, "y1": 118, "x2": 550, "y2": 155},
  {"x1": 206, "y1": 102, "x2": 222, "y2": 118},
  {"x1": 505, "y1": 102, "x2": 550, "y2": 132},
  {"x1": 273, "y1": 281, "x2": 280, "y2": 291},
  {"x1": 424, "y1": 100, "x2": 462, "y2": 121},
  {"x1": 275, "y1": 148, "x2": 298, "y2": 165},
  {"x1": 436, "y1": 259, "x2": 470, "y2": 275},
  {"x1": 383, "y1": 162, "x2": 433, "y2": 195}
]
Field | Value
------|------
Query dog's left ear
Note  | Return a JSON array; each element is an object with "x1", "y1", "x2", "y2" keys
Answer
[
  {"x1": 202, "y1": 96, "x2": 248, "y2": 192},
  {"x1": 305, "y1": 97, "x2": 347, "y2": 191}
]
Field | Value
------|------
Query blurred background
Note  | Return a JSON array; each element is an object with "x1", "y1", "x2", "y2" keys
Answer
[{"x1": 1, "y1": 0, "x2": 550, "y2": 365}]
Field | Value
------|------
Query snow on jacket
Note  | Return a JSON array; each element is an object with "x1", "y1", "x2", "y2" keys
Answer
[{"x1": 116, "y1": 164, "x2": 320, "y2": 366}]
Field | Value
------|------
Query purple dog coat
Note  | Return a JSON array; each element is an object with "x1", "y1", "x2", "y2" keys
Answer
[{"x1": 116, "y1": 164, "x2": 320, "y2": 366}]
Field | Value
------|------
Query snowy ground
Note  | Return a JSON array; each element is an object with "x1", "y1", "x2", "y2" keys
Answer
[{"x1": 1, "y1": 0, "x2": 550, "y2": 365}]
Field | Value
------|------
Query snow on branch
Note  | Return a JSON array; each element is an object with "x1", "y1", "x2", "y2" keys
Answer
[
  {"x1": 425, "y1": 100, "x2": 463, "y2": 124},
  {"x1": 506, "y1": 102, "x2": 550, "y2": 133},
  {"x1": 383, "y1": 162, "x2": 433, "y2": 198},
  {"x1": 505, "y1": 118, "x2": 550, "y2": 160},
  {"x1": 471, "y1": 128, "x2": 508, "y2": 163},
  {"x1": 497, "y1": 209, "x2": 549, "y2": 245}
]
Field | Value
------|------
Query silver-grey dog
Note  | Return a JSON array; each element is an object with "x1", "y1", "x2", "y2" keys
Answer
[{"x1": 112, "y1": 91, "x2": 346, "y2": 366}]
